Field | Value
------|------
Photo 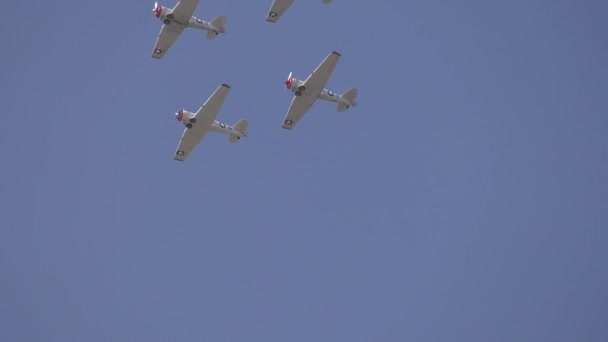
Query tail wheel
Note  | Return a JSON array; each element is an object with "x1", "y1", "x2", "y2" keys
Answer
[
  {"x1": 186, "y1": 123, "x2": 193, "y2": 128},
  {"x1": 295, "y1": 91, "x2": 302, "y2": 96}
]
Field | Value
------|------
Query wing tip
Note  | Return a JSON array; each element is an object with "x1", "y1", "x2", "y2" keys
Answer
[
  {"x1": 331, "y1": 50, "x2": 342, "y2": 56},
  {"x1": 221, "y1": 83, "x2": 231, "y2": 89}
]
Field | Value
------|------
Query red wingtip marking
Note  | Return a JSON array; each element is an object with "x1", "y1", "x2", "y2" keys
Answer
[
  {"x1": 221, "y1": 83, "x2": 231, "y2": 88},
  {"x1": 332, "y1": 51, "x2": 342, "y2": 56}
]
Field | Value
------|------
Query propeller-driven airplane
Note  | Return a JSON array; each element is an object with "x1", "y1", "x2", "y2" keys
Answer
[
  {"x1": 151, "y1": 0, "x2": 226, "y2": 59},
  {"x1": 266, "y1": 0, "x2": 332, "y2": 23},
  {"x1": 281, "y1": 51, "x2": 358, "y2": 130},
  {"x1": 173, "y1": 84, "x2": 248, "y2": 161}
]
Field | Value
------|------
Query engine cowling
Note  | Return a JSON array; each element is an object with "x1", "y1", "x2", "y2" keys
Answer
[
  {"x1": 175, "y1": 109, "x2": 194, "y2": 124},
  {"x1": 153, "y1": 2, "x2": 170, "y2": 18},
  {"x1": 284, "y1": 73, "x2": 303, "y2": 91}
]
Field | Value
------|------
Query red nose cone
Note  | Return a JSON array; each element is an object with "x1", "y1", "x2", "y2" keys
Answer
[
  {"x1": 285, "y1": 77, "x2": 293, "y2": 90},
  {"x1": 176, "y1": 109, "x2": 183, "y2": 122},
  {"x1": 155, "y1": 5, "x2": 162, "y2": 18}
]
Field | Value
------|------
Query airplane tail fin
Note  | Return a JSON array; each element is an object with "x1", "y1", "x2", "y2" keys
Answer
[
  {"x1": 206, "y1": 15, "x2": 227, "y2": 40},
  {"x1": 228, "y1": 119, "x2": 248, "y2": 143},
  {"x1": 337, "y1": 87, "x2": 358, "y2": 112}
]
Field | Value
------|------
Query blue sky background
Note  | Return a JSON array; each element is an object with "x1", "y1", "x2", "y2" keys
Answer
[{"x1": 1, "y1": 0, "x2": 607, "y2": 340}]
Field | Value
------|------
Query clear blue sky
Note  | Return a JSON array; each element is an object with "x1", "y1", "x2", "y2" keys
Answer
[{"x1": 1, "y1": 0, "x2": 607, "y2": 340}]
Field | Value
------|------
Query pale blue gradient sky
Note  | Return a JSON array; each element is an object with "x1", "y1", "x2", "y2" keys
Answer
[{"x1": 1, "y1": 0, "x2": 607, "y2": 341}]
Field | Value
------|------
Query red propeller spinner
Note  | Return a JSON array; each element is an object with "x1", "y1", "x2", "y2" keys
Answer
[
  {"x1": 284, "y1": 72, "x2": 293, "y2": 90},
  {"x1": 153, "y1": 2, "x2": 162, "y2": 18},
  {"x1": 176, "y1": 109, "x2": 184, "y2": 122}
]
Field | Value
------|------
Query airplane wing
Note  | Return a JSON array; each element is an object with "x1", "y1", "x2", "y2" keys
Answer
[
  {"x1": 174, "y1": 84, "x2": 231, "y2": 161},
  {"x1": 151, "y1": 23, "x2": 185, "y2": 59},
  {"x1": 266, "y1": 0, "x2": 295, "y2": 23},
  {"x1": 302, "y1": 51, "x2": 342, "y2": 98},
  {"x1": 171, "y1": 0, "x2": 200, "y2": 24},
  {"x1": 281, "y1": 94, "x2": 315, "y2": 130},
  {"x1": 173, "y1": 122, "x2": 209, "y2": 161}
]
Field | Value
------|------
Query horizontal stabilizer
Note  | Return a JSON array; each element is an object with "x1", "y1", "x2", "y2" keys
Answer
[
  {"x1": 228, "y1": 119, "x2": 248, "y2": 143},
  {"x1": 337, "y1": 88, "x2": 358, "y2": 112},
  {"x1": 207, "y1": 15, "x2": 227, "y2": 40}
]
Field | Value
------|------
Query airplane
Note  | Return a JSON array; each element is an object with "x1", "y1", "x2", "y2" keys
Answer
[
  {"x1": 173, "y1": 84, "x2": 248, "y2": 161},
  {"x1": 266, "y1": 0, "x2": 332, "y2": 23},
  {"x1": 151, "y1": 0, "x2": 227, "y2": 59},
  {"x1": 281, "y1": 51, "x2": 358, "y2": 130}
]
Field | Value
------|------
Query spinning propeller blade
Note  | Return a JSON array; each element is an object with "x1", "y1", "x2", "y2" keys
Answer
[{"x1": 284, "y1": 71, "x2": 293, "y2": 93}]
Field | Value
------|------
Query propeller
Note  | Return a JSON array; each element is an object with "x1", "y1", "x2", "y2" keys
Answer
[
  {"x1": 166, "y1": 111, "x2": 177, "y2": 126},
  {"x1": 284, "y1": 71, "x2": 293, "y2": 93},
  {"x1": 175, "y1": 109, "x2": 184, "y2": 123},
  {"x1": 153, "y1": 2, "x2": 162, "y2": 17}
]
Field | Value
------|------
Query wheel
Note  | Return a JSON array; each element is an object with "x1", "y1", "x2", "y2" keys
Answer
[
  {"x1": 186, "y1": 123, "x2": 193, "y2": 128},
  {"x1": 163, "y1": 19, "x2": 170, "y2": 25},
  {"x1": 189, "y1": 118, "x2": 196, "y2": 123},
  {"x1": 298, "y1": 85, "x2": 306, "y2": 91},
  {"x1": 167, "y1": 14, "x2": 174, "y2": 19},
  {"x1": 295, "y1": 91, "x2": 302, "y2": 96},
  {"x1": 237, "y1": 136, "x2": 241, "y2": 140}
]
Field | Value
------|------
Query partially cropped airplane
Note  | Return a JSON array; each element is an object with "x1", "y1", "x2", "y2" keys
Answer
[
  {"x1": 281, "y1": 51, "x2": 358, "y2": 130},
  {"x1": 173, "y1": 84, "x2": 248, "y2": 161},
  {"x1": 151, "y1": 0, "x2": 226, "y2": 59},
  {"x1": 266, "y1": 0, "x2": 332, "y2": 23}
]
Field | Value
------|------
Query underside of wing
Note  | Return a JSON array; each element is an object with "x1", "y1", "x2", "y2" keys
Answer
[
  {"x1": 174, "y1": 126, "x2": 208, "y2": 161},
  {"x1": 281, "y1": 94, "x2": 315, "y2": 130},
  {"x1": 171, "y1": 0, "x2": 200, "y2": 24},
  {"x1": 151, "y1": 23, "x2": 185, "y2": 59},
  {"x1": 194, "y1": 84, "x2": 231, "y2": 125},
  {"x1": 302, "y1": 51, "x2": 342, "y2": 97},
  {"x1": 266, "y1": 0, "x2": 295, "y2": 23}
]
